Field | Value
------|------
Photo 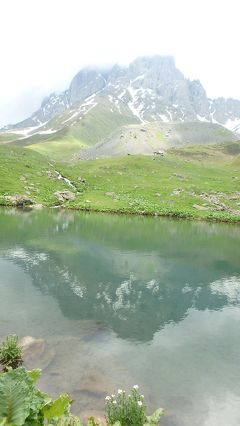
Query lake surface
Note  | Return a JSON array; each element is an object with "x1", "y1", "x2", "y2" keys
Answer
[{"x1": 0, "y1": 208, "x2": 240, "y2": 425}]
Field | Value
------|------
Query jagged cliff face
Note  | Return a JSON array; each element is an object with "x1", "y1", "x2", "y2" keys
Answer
[
  {"x1": 3, "y1": 55, "x2": 240, "y2": 133},
  {"x1": 68, "y1": 69, "x2": 106, "y2": 105}
]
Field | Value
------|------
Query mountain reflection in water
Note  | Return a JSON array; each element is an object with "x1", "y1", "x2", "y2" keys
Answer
[{"x1": 0, "y1": 208, "x2": 239, "y2": 342}]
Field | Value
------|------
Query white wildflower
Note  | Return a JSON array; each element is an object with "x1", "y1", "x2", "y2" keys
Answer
[
  {"x1": 111, "y1": 394, "x2": 116, "y2": 398},
  {"x1": 112, "y1": 400, "x2": 117, "y2": 404},
  {"x1": 141, "y1": 395, "x2": 144, "y2": 398},
  {"x1": 133, "y1": 385, "x2": 139, "y2": 390},
  {"x1": 105, "y1": 396, "x2": 111, "y2": 401},
  {"x1": 138, "y1": 401, "x2": 143, "y2": 406},
  {"x1": 118, "y1": 389, "x2": 123, "y2": 394}
]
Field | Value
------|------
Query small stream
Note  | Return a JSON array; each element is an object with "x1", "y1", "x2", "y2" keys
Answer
[{"x1": 55, "y1": 170, "x2": 76, "y2": 189}]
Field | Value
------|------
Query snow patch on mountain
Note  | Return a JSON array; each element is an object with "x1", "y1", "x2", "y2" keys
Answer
[
  {"x1": 38, "y1": 129, "x2": 57, "y2": 135},
  {"x1": 197, "y1": 115, "x2": 209, "y2": 122},
  {"x1": 113, "y1": 98, "x2": 122, "y2": 114},
  {"x1": 62, "y1": 94, "x2": 98, "y2": 125},
  {"x1": 159, "y1": 114, "x2": 169, "y2": 123},
  {"x1": 6, "y1": 121, "x2": 49, "y2": 137},
  {"x1": 224, "y1": 118, "x2": 240, "y2": 133},
  {"x1": 127, "y1": 86, "x2": 145, "y2": 123},
  {"x1": 132, "y1": 74, "x2": 145, "y2": 83},
  {"x1": 118, "y1": 90, "x2": 126, "y2": 100},
  {"x1": 63, "y1": 111, "x2": 79, "y2": 124},
  {"x1": 82, "y1": 102, "x2": 98, "y2": 115}
]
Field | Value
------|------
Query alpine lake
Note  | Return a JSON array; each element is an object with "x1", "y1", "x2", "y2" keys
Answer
[{"x1": 0, "y1": 207, "x2": 240, "y2": 426}]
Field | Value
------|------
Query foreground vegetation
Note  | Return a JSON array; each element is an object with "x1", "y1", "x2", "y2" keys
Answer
[
  {"x1": 0, "y1": 336, "x2": 163, "y2": 426},
  {"x1": 0, "y1": 144, "x2": 239, "y2": 223}
]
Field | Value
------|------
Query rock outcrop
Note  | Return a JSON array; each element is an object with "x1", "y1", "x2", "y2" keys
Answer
[
  {"x1": 20, "y1": 336, "x2": 55, "y2": 370},
  {"x1": 4, "y1": 194, "x2": 34, "y2": 207},
  {"x1": 54, "y1": 190, "x2": 75, "y2": 202}
]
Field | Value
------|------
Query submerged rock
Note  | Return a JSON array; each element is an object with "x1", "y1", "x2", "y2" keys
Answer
[
  {"x1": 20, "y1": 336, "x2": 55, "y2": 370},
  {"x1": 74, "y1": 371, "x2": 109, "y2": 398}
]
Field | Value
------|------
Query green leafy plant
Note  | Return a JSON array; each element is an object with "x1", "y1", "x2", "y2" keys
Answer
[
  {"x1": 105, "y1": 385, "x2": 163, "y2": 426},
  {"x1": 0, "y1": 335, "x2": 23, "y2": 370},
  {"x1": 0, "y1": 367, "x2": 47, "y2": 425},
  {"x1": 0, "y1": 367, "x2": 72, "y2": 425}
]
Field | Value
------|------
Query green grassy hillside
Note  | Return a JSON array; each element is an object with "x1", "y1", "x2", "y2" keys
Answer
[
  {"x1": 0, "y1": 146, "x2": 69, "y2": 205},
  {"x1": 0, "y1": 133, "x2": 20, "y2": 144},
  {"x1": 0, "y1": 144, "x2": 239, "y2": 222},
  {"x1": 2, "y1": 107, "x2": 237, "y2": 162},
  {"x1": 4, "y1": 96, "x2": 138, "y2": 161}
]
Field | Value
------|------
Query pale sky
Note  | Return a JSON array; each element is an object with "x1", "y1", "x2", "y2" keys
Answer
[{"x1": 0, "y1": 0, "x2": 239, "y2": 127}]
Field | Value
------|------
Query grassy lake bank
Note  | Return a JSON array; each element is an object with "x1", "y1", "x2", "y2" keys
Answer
[{"x1": 0, "y1": 145, "x2": 239, "y2": 223}]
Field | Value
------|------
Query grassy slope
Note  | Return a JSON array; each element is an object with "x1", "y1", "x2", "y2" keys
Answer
[
  {"x1": 0, "y1": 146, "x2": 70, "y2": 205},
  {"x1": 26, "y1": 136, "x2": 85, "y2": 162},
  {"x1": 0, "y1": 144, "x2": 239, "y2": 222},
  {"x1": 61, "y1": 147, "x2": 240, "y2": 222},
  {"x1": 8, "y1": 97, "x2": 138, "y2": 161},
  {"x1": 0, "y1": 133, "x2": 20, "y2": 144},
  {"x1": 2, "y1": 111, "x2": 237, "y2": 163}
]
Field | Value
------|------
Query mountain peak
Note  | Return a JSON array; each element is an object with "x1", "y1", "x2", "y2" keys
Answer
[
  {"x1": 129, "y1": 55, "x2": 182, "y2": 82},
  {"x1": 2, "y1": 55, "x2": 240, "y2": 134},
  {"x1": 131, "y1": 55, "x2": 176, "y2": 68}
]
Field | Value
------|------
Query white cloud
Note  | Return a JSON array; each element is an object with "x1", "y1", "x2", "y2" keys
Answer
[{"x1": 0, "y1": 0, "x2": 239, "y2": 126}]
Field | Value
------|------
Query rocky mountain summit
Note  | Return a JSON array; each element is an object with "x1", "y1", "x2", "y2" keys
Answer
[{"x1": 3, "y1": 55, "x2": 240, "y2": 136}]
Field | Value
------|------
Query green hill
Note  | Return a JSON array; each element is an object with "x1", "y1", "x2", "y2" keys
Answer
[
  {"x1": 2, "y1": 96, "x2": 138, "y2": 161},
  {"x1": 1, "y1": 105, "x2": 238, "y2": 162},
  {"x1": 0, "y1": 144, "x2": 239, "y2": 223}
]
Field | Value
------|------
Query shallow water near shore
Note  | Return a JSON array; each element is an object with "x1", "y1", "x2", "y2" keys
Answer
[{"x1": 0, "y1": 208, "x2": 240, "y2": 425}]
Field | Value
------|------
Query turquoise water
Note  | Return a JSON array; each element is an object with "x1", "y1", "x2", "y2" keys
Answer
[{"x1": 0, "y1": 208, "x2": 240, "y2": 425}]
